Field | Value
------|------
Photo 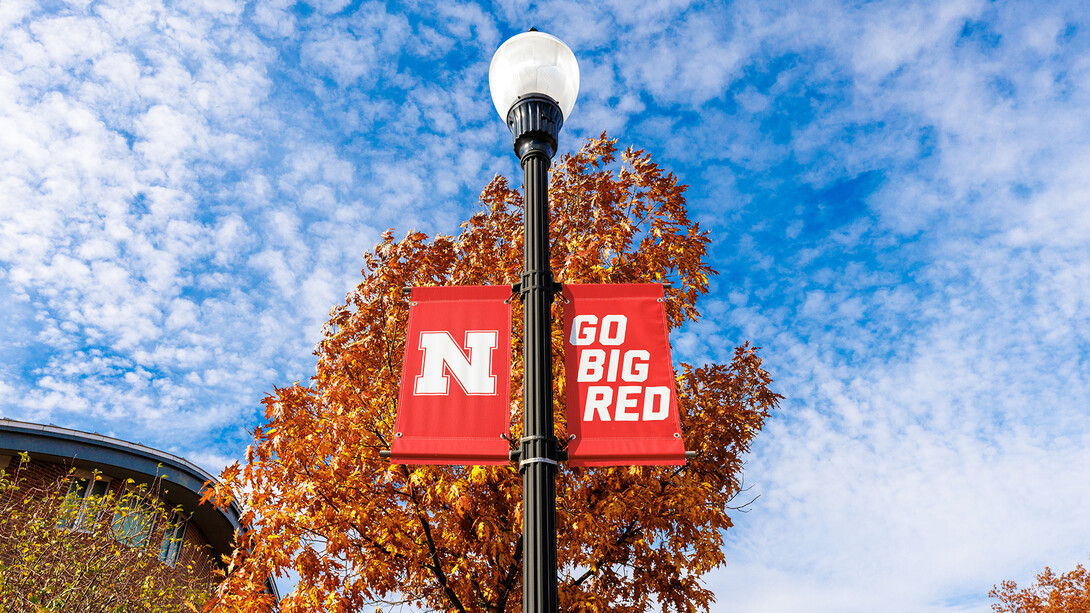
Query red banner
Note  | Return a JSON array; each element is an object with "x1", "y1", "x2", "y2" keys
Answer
[
  {"x1": 391, "y1": 286, "x2": 512, "y2": 465},
  {"x1": 563, "y1": 284, "x2": 687, "y2": 466}
]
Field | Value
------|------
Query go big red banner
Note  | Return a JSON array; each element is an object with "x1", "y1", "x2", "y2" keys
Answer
[
  {"x1": 563, "y1": 284, "x2": 687, "y2": 466},
  {"x1": 391, "y1": 283, "x2": 687, "y2": 466},
  {"x1": 391, "y1": 285, "x2": 512, "y2": 465}
]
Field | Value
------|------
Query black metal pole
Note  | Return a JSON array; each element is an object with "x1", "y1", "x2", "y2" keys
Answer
[{"x1": 507, "y1": 94, "x2": 563, "y2": 613}]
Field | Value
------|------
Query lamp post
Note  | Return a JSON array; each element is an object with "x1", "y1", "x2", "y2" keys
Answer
[{"x1": 489, "y1": 30, "x2": 579, "y2": 613}]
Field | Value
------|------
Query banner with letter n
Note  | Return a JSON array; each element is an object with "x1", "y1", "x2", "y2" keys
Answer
[
  {"x1": 563, "y1": 283, "x2": 687, "y2": 466},
  {"x1": 391, "y1": 285, "x2": 512, "y2": 465}
]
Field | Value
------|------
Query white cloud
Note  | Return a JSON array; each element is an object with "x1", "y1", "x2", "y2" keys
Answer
[
  {"x1": 252, "y1": 0, "x2": 295, "y2": 38},
  {"x1": 300, "y1": 5, "x2": 411, "y2": 88},
  {"x1": 0, "y1": 0, "x2": 365, "y2": 458},
  {"x1": 618, "y1": 2, "x2": 1090, "y2": 610}
]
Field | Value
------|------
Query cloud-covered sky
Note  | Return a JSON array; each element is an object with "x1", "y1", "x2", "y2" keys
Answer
[{"x1": 2, "y1": 1, "x2": 1088, "y2": 611}]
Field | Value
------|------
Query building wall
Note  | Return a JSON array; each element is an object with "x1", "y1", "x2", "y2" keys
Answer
[
  {"x1": 0, "y1": 452, "x2": 220, "y2": 585},
  {"x1": 177, "y1": 511, "x2": 218, "y2": 581}
]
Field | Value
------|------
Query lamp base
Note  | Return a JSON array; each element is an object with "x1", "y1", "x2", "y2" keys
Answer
[{"x1": 506, "y1": 94, "x2": 563, "y2": 160}]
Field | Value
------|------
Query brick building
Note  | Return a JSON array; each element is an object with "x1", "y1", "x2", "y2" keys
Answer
[{"x1": 0, "y1": 418, "x2": 278, "y2": 599}]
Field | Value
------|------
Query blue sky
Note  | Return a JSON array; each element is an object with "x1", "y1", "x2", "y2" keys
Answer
[{"x1": 2, "y1": 0, "x2": 1089, "y2": 611}]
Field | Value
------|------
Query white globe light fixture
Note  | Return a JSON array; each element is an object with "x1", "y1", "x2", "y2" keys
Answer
[
  {"x1": 489, "y1": 30, "x2": 579, "y2": 122},
  {"x1": 489, "y1": 30, "x2": 579, "y2": 158}
]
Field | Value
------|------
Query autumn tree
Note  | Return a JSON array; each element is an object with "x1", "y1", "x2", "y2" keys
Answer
[
  {"x1": 206, "y1": 134, "x2": 781, "y2": 612},
  {"x1": 0, "y1": 455, "x2": 213, "y2": 612},
  {"x1": 990, "y1": 559, "x2": 1090, "y2": 613}
]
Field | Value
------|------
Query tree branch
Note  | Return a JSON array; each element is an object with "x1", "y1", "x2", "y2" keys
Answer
[
  {"x1": 493, "y1": 534, "x2": 522, "y2": 613},
  {"x1": 570, "y1": 521, "x2": 641, "y2": 588},
  {"x1": 402, "y1": 465, "x2": 467, "y2": 613}
]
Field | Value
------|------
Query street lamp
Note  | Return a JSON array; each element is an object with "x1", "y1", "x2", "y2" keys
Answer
[{"x1": 489, "y1": 30, "x2": 579, "y2": 613}]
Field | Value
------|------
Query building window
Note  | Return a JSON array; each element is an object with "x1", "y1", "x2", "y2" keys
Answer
[
  {"x1": 159, "y1": 513, "x2": 187, "y2": 565},
  {"x1": 59, "y1": 472, "x2": 111, "y2": 531},
  {"x1": 110, "y1": 483, "x2": 156, "y2": 547}
]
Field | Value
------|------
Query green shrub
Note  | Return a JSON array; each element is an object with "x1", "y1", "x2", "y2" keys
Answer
[{"x1": 0, "y1": 453, "x2": 213, "y2": 613}]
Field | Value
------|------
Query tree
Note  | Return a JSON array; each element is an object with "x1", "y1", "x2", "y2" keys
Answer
[
  {"x1": 205, "y1": 134, "x2": 782, "y2": 612},
  {"x1": 0, "y1": 454, "x2": 213, "y2": 612},
  {"x1": 990, "y1": 559, "x2": 1090, "y2": 613}
]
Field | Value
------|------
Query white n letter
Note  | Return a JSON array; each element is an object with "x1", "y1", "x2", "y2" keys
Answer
[{"x1": 415, "y1": 331, "x2": 498, "y2": 395}]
